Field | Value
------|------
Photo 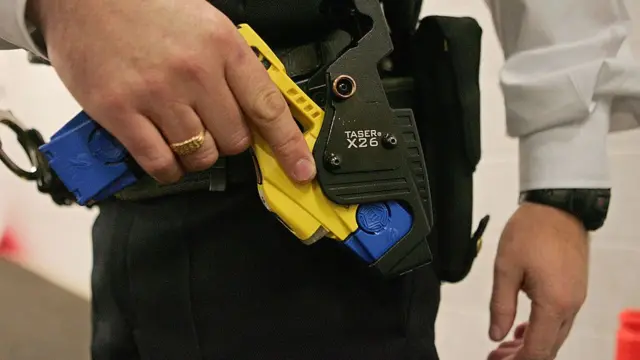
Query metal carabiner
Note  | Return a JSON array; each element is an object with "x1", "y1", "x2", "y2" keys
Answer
[
  {"x1": 0, "y1": 110, "x2": 44, "y2": 181},
  {"x1": 0, "y1": 109, "x2": 75, "y2": 206}
]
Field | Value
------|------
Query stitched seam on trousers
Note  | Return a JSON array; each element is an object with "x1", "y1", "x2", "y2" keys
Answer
[
  {"x1": 181, "y1": 211, "x2": 204, "y2": 358},
  {"x1": 121, "y1": 205, "x2": 144, "y2": 358},
  {"x1": 403, "y1": 272, "x2": 418, "y2": 342}
]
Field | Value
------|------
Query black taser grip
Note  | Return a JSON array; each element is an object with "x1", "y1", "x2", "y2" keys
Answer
[{"x1": 309, "y1": 0, "x2": 435, "y2": 277}]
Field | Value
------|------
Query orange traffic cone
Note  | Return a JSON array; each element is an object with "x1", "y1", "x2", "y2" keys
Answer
[
  {"x1": 0, "y1": 226, "x2": 21, "y2": 259},
  {"x1": 617, "y1": 310, "x2": 640, "y2": 360}
]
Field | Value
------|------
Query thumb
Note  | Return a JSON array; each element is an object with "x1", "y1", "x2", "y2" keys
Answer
[{"x1": 489, "y1": 261, "x2": 522, "y2": 341}]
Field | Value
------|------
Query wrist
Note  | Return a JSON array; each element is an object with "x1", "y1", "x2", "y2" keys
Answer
[
  {"x1": 25, "y1": 0, "x2": 46, "y2": 30},
  {"x1": 25, "y1": 0, "x2": 72, "y2": 43},
  {"x1": 519, "y1": 188, "x2": 611, "y2": 231},
  {"x1": 518, "y1": 201, "x2": 587, "y2": 234}
]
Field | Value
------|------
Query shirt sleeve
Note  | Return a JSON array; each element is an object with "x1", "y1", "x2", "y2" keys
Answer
[
  {"x1": 485, "y1": 0, "x2": 640, "y2": 191},
  {"x1": 0, "y1": 0, "x2": 47, "y2": 58}
]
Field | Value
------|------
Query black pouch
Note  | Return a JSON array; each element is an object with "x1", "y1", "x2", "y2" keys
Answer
[{"x1": 411, "y1": 16, "x2": 490, "y2": 283}]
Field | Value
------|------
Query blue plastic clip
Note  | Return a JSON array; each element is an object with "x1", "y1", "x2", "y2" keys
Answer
[
  {"x1": 344, "y1": 201, "x2": 413, "y2": 263},
  {"x1": 38, "y1": 111, "x2": 138, "y2": 205}
]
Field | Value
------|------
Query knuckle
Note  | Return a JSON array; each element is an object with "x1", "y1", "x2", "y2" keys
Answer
[
  {"x1": 140, "y1": 73, "x2": 171, "y2": 100},
  {"x1": 221, "y1": 134, "x2": 251, "y2": 155},
  {"x1": 204, "y1": 26, "x2": 246, "y2": 64},
  {"x1": 575, "y1": 294, "x2": 587, "y2": 309},
  {"x1": 227, "y1": 43, "x2": 250, "y2": 65},
  {"x1": 493, "y1": 260, "x2": 513, "y2": 279},
  {"x1": 251, "y1": 86, "x2": 288, "y2": 124},
  {"x1": 170, "y1": 53, "x2": 207, "y2": 80},
  {"x1": 546, "y1": 287, "x2": 587, "y2": 315},
  {"x1": 269, "y1": 129, "x2": 300, "y2": 156},
  {"x1": 184, "y1": 147, "x2": 219, "y2": 171},
  {"x1": 224, "y1": 37, "x2": 251, "y2": 65},
  {"x1": 91, "y1": 86, "x2": 130, "y2": 113},
  {"x1": 553, "y1": 296, "x2": 583, "y2": 314},
  {"x1": 205, "y1": 25, "x2": 234, "y2": 47},
  {"x1": 141, "y1": 154, "x2": 178, "y2": 180}
]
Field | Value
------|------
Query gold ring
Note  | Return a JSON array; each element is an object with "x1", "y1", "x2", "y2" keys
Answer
[{"x1": 169, "y1": 130, "x2": 206, "y2": 156}]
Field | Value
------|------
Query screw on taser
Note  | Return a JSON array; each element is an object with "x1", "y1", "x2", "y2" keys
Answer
[
  {"x1": 382, "y1": 133, "x2": 398, "y2": 149},
  {"x1": 332, "y1": 75, "x2": 357, "y2": 100},
  {"x1": 325, "y1": 153, "x2": 342, "y2": 170}
]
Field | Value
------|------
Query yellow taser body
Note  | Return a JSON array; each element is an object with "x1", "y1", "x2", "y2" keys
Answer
[{"x1": 238, "y1": 24, "x2": 359, "y2": 245}]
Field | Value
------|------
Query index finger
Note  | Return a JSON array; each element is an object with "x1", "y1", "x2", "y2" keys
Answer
[
  {"x1": 225, "y1": 39, "x2": 316, "y2": 183},
  {"x1": 516, "y1": 303, "x2": 562, "y2": 360}
]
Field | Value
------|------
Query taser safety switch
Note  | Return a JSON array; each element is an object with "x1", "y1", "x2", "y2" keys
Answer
[{"x1": 34, "y1": 0, "x2": 436, "y2": 277}]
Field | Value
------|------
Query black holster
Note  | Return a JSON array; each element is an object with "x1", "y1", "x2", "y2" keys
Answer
[{"x1": 411, "y1": 16, "x2": 486, "y2": 283}]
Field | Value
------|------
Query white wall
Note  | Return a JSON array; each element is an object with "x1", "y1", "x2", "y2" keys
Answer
[
  {"x1": 0, "y1": 1, "x2": 638, "y2": 359},
  {"x1": 0, "y1": 53, "x2": 95, "y2": 299}
]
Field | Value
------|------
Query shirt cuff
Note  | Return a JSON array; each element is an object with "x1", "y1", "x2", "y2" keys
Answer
[
  {"x1": 0, "y1": 0, "x2": 47, "y2": 58},
  {"x1": 519, "y1": 100, "x2": 612, "y2": 192}
]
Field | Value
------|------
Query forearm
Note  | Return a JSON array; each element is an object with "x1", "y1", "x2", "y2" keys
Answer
[{"x1": 485, "y1": 0, "x2": 635, "y2": 191}]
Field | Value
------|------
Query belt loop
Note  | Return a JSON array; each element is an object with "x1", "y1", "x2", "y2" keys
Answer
[{"x1": 208, "y1": 158, "x2": 227, "y2": 192}]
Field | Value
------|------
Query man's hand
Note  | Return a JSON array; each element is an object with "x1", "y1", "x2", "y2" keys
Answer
[
  {"x1": 29, "y1": 0, "x2": 316, "y2": 184},
  {"x1": 489, "y1": 202, "x2": 590, "y2": 360},
  {"x1": 488, "y1": 322, "x2": 528, "y2": 360}
]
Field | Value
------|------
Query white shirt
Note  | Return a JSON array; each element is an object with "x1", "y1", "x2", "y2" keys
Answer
[{"x1": 0, "y1": 0, "x2": 639, "y2": 192}]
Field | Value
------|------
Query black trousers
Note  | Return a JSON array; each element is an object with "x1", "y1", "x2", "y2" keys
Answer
[{"x1": 91, "y1": 182, "x2": 442, "y2": 360}]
